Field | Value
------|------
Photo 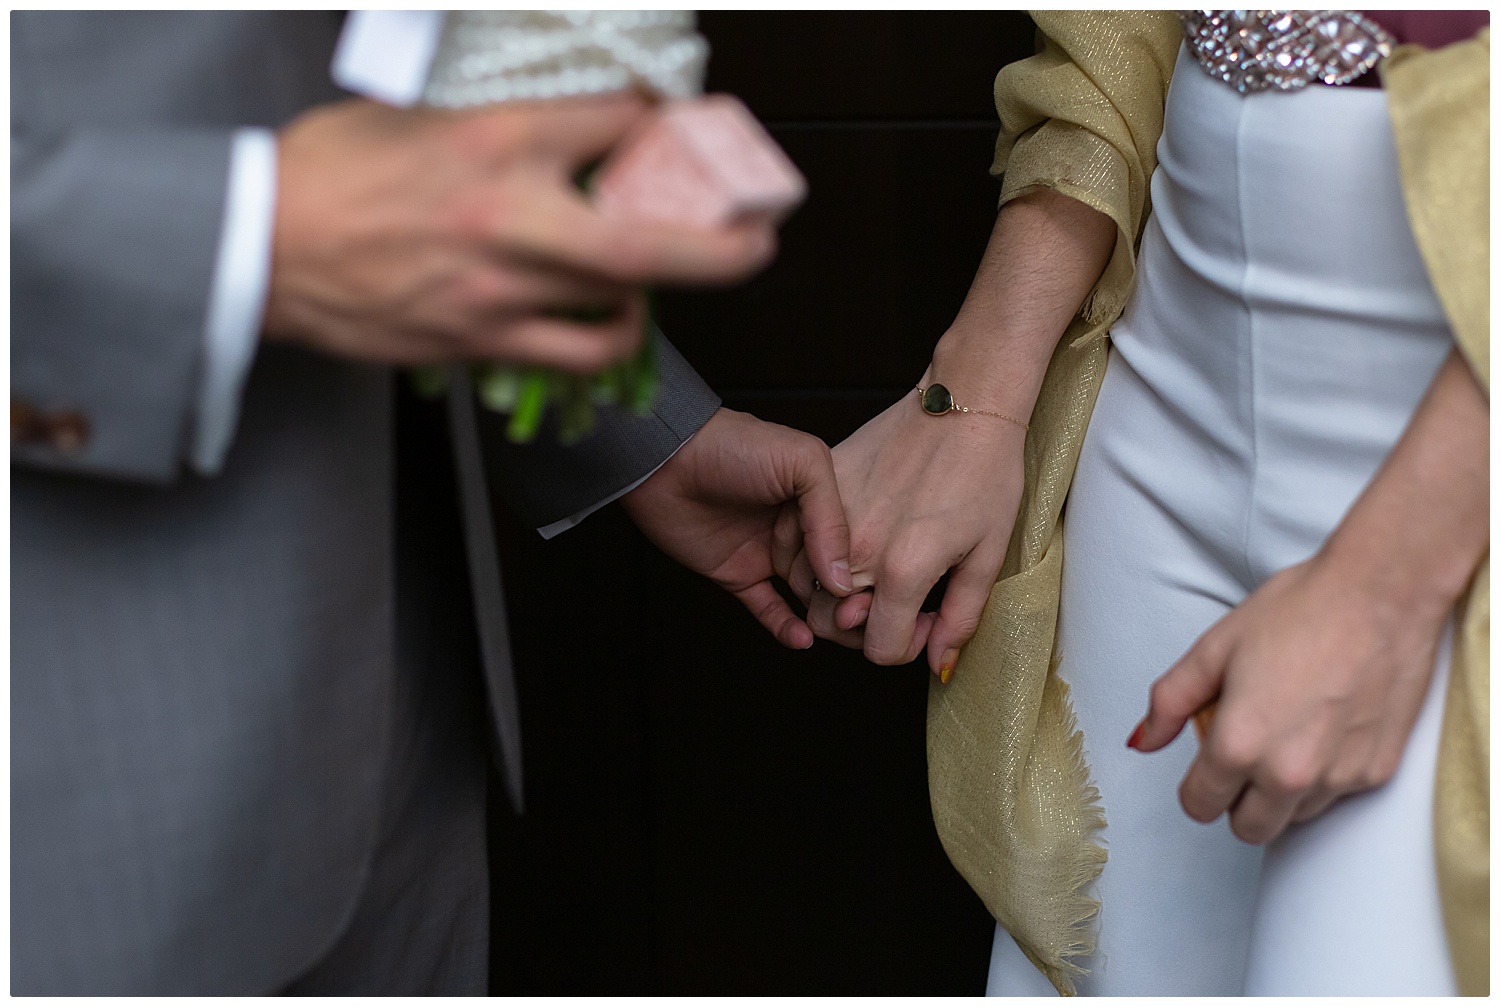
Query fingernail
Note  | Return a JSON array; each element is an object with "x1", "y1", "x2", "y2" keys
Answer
[
  {"x1": 1126, "y1": 721, "x2": 1146, "y2": 750},
  {"x1": 936, "y1": 649, "x2": 958, "y2": 684},
  {"x1": 830, "y1": 560, "x2": 853, "y2": 594}
]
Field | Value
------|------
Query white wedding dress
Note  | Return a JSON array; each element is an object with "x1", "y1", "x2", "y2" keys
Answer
[{"x1": 986, "y1": 45, "x2": 1458, "y2": 996}]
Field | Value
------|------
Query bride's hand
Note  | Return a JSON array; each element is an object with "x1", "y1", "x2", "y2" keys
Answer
[
  {"x1": 1130, "y1": 349, "x2": 1488, "y2": 844},
  {"x1": 789, "y1": 188, "x2": 1119, "y2": 677},
  {"x1": 1128, "y1": 552, "x2": 1449, "y2": 845},
  {"x1": 791, "y1": 391, "x2": 1027, "y2": 677}
]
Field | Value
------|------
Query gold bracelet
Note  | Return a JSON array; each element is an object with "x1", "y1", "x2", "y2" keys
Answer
[{"x1": 915, "y1": 383, "x2": 1028, "y2": 429}]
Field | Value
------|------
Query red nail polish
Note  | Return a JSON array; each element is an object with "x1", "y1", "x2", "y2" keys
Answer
[{"x1": 1126, "y1": 722, "x2": 1146, "y2": 750}]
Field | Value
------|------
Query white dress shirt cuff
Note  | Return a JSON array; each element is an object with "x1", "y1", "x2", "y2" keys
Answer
[
  {"x1": 331, "y1": 10, "x2": 446, "y2": 107},
  {"x1": 190, "y1": 127, "x2": 277, "y2": 476}
]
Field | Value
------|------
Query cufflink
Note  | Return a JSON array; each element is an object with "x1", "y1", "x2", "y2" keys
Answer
[{"x1": 13, "y1": 399, "x2": 91, "y2": 454}]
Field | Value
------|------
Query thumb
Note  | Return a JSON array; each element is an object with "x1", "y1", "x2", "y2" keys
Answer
[
  {"x1": 1130, "y1": 632, "x2": 1228, "y2": 753},
  {"x1": 785, "y1": 433, "x2": 853, "y2": 597}
]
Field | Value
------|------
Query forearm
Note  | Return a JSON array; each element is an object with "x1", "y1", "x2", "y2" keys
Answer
[
  {"x1": 1320, "y1": 348, "x2": 1489, "y2": 619},
  {"x1": 926, "y1": 187, "x2": 1117, "y2": 422}
]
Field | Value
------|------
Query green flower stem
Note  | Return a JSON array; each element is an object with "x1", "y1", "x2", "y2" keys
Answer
[
  {"x1": 504, "y1": 371, "x2": 551, "y2": 443},
  {"x1": 408, "y1": 165, "x2": 659, "y2": 443}
]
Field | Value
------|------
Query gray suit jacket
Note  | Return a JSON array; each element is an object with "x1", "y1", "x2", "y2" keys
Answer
[{"x1": 11, "y1": 11, "x2": 719, "y2": 995}]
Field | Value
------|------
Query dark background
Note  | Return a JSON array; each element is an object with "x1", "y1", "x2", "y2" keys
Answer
[{"x1": 488, "y1": 12, "x2": 1037, "y2": 995}]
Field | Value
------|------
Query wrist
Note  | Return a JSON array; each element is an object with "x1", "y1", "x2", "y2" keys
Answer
[
  {"x1": 895, "y1": 378, "x2": 1029, "y2": 459},
  {"x1": 921, "y1": 184, "x2": 1114, "y2": 425},
  {"x1": 924, "y1": 328, "x2": 1050, "y2": 427},
  {"x1": 623, "y1": 406, "x2": 720, "y2": 505},
  {"x1": 259, "y1": 132, "x2": 306, "y2": 344},
  {"x1": 1315, "y1": 351, "x2": 1490, "y2": 623},
  {"x1": 1316, "y1": 522, "x2": 1481, "y2": 627}
]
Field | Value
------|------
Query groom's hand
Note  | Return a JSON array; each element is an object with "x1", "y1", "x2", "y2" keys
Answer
[
  {"x1": 620, "y1": 408, "x2": 854, "y2": 649},
  {"x1": 263, "y1": 94, "x2": 776, "y2": 373}
]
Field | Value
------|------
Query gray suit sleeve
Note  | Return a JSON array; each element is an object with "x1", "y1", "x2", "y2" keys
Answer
[
  {"x1": 478, "y1": 330, "x2": 721, "y2": 530},
  {"x1": 12, "y1": 128, "x2": 233, "y2": 483}
]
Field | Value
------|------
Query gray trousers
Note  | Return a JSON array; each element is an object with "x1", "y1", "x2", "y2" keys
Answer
[
  {"x1": 280, "y1": 699, "x2": 489, "y2": 995},
  {"x1": 284, "y1": 386, "x2": 493, "y2": 996},
  {"x1": 280, "y1": 663, "x2": 489, "y2": 996}
]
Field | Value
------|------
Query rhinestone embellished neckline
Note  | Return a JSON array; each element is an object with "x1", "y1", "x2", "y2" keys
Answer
[{"x1": 1181, "y1": 10, "x2": 1396, "y2": 94}]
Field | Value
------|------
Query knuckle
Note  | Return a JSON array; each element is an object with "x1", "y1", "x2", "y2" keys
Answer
[
  {"x1": 1210, "y1": 719, "x2": 1264, "y2": 773},
  {"x1": 464, "y1": 184, "x2": 523, "y2": 242},
  {"x1": 454, "y1": 270, "x2": 511, "y2": 311},
  {"x1": 882, "y1": 542, "x2": 933, "y2": 590},
  {"x1": 1361, "y1": 752, "x2": 1400, "y2": 790},
  {"x1": 1290, "y1": 800, "x2": 1325, "y2": 825},
  {"x1": 1326, "y1": 767, "x2": 1360, "y2": 794},
  {"x1": 806, "y1": 604, "x2": 837, "y2": 636},
  {"x1": 750, "y1": 592, "x2": 782, "y2": 623},
  {"x1": 456, "y1": 108, "x2": 529, "y2": 155},
  {"x1": 1326, "y1": 754, "x2": 1369, "y2": 793},
  {"x1": 1266, "y1": 757, "x2": 1317, "y2": 796},
  {"x1": 1197, "y1": 628, "x2": 1233, "y2": 665},
  {"x1": 883, "y1": 562, "x2": 923, "y2": 591},
  {"x1": 1147, "y1": 677, "x2": 1184, "y2": 716},
  {"x1": 944, "y1": 612, "x2": 984, "y2": 642},
  {"x1": 808, "y1": 435, "x2": 835, "y2": 469},
  {"x1": 807, "y1": 616, "x2": 836, "y2": 640},
  {"x1": 849, "y1": 530, "x2": 881, "y2": 567},
  {"x1": 863, "y1": 641, "x2": 906, "y2": 667}
]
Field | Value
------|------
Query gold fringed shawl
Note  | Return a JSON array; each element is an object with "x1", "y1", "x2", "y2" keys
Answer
[
  {"x1": 924, "y1": 12, "x2": 1182, "y2": 996},
  {"x1": 927, "y1": 12, "x2": 1490, "y2": 996},
  {"x1": 1383, "y1": 28, "x2": 1490, "y2": 997}
]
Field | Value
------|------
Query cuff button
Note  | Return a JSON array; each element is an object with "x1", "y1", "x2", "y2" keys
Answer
[
  {"x1": 12, "y1": 399, "x2": 90, "y2": 454},
  {"x1": 49, "y1": 411, "x2": 91, "y2": 454}
]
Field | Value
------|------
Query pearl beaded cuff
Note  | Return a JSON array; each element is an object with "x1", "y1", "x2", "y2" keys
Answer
[{"x1": 423, "y1": 10, "x2": 709, "y2": 109}]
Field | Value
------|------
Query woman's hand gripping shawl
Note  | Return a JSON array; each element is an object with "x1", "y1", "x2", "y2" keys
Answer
[
  {"x1": 924, "y1": 11, "x2": 1181, "y2": 995},
  {"x1": 1384, "y1": 27, "x2": 1490, "y2": 997}
]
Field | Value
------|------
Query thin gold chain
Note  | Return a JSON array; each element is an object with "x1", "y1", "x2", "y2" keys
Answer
[{"x1": 915, "y1": 387, "x2": 1028, "y2": 429}]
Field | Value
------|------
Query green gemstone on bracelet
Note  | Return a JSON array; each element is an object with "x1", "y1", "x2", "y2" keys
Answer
[{"x1": 921, "y1": 383, "x2": 954, "y2": 415}]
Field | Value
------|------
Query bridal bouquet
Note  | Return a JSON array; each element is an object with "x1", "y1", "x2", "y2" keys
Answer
[{"x1": 338, "y1": 11, "x2": 806, "y2": 442}]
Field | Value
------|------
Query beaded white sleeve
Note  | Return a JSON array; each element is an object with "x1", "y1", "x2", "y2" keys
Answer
[{"x1": 422, "y1": 10, "x2": 709, "y2": 109}]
